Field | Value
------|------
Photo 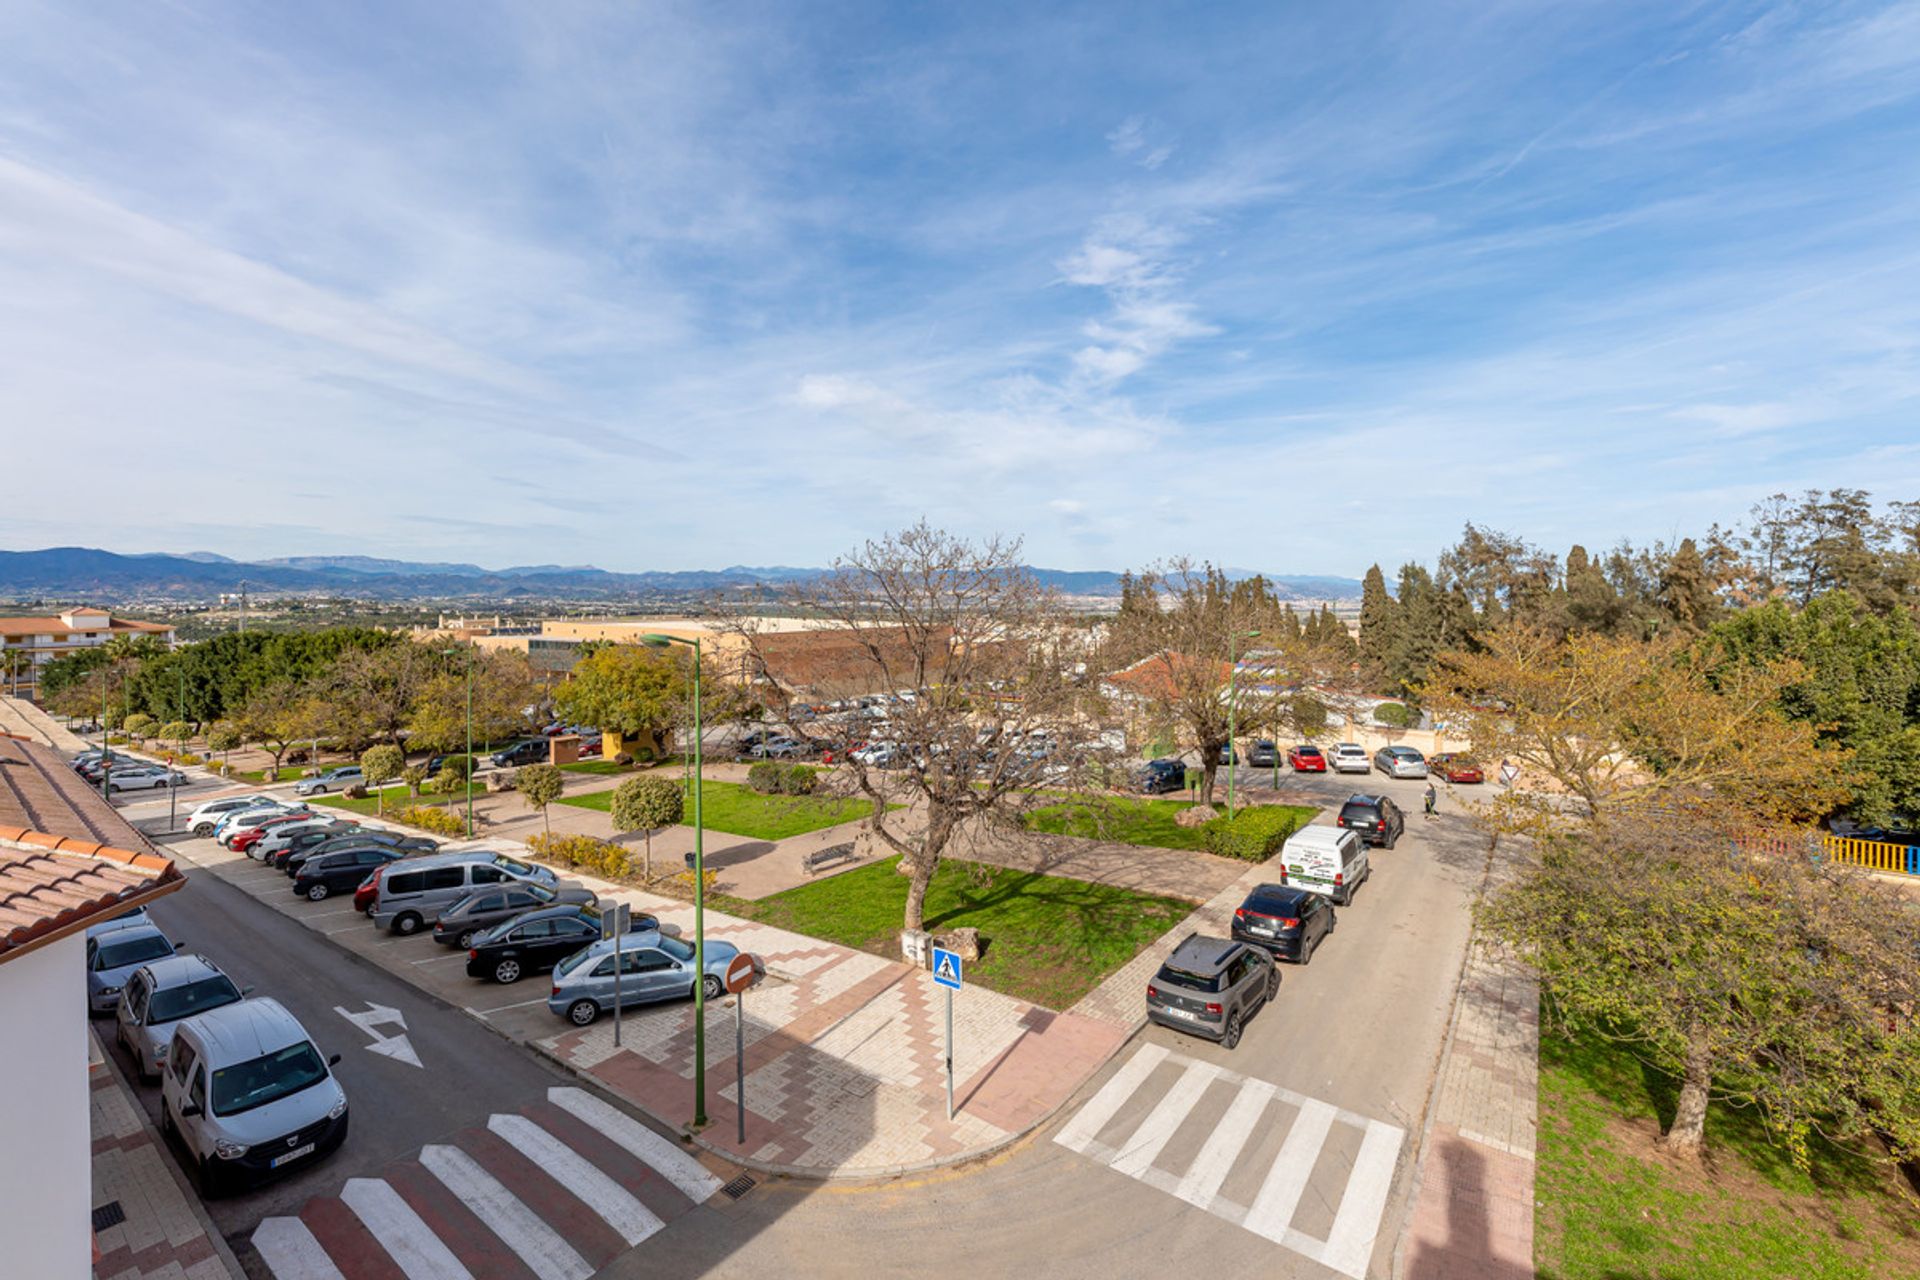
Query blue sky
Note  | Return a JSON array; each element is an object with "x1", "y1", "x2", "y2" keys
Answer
[{"x1": 2, "y1": 1, "x2": 1917, "y2": 576}]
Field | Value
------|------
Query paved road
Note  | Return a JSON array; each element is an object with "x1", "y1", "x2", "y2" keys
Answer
[{"x1": 103, "y1": 746, "x2": 1491, "y2": 1279}]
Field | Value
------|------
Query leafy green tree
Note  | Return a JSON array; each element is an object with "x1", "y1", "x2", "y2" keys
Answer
[
  {"x1": 407, "y1": 648, "x2": 540, "y2": 757},
  {"x1": 610, "y1": 774, "x2": 682, "y2": 883},
  {"x1": 238, "y1": 679, "x2": 329, "y2": 777},
  {"x1": 205, "y1": 721, "x2": 240, "y2": 771},
  {"x1": 1357, "y1": 564, "x2": 1401, "y2": 686},
  {"x1": 516, "y1": 764, "x2": 565, "y2": 840},
  {"x1": 123, "y1": 712, "x2": 155, "y2": 741},
  {"x1": 554, "y1": 646, "x2": 691, "y2": 758},
  {"x1": 157, "y1": 721, "x2": 192, "y2": 753},
  {"x1": 401, "y1": 764, "x2": 428, "y2": 798},
  {"x1": 1373, "y1": 702, "x2": 1413, "y2": 728},
  {"x1": 360, "y1": 744, "x2": 404, "y2": 815}
]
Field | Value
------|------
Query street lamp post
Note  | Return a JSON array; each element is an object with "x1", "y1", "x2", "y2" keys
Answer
[
  {"x1": 1227, "y1": 629, "x2": 1260, "y2": 814},
  {"x1": 99, "y1": 667, "x2": 111, "y2": 803},
  {"x1": 642, "y1": 632, "x2": 705, "y2": 1128}
]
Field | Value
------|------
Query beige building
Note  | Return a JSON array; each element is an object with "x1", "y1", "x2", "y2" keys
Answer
[{"x1": 0, "y1": 608, "x2": 175, "y2": 701}]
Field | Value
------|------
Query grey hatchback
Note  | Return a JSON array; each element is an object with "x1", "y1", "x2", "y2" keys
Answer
[
  {"x1": 87, "y1": 924, "x2": 177, "y2": 1015},
  {"x1": 1145, "y1": 933, "x2": 1277, "y2": 1049}
]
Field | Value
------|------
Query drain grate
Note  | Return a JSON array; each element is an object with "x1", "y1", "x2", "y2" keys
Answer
[
  {"x1": 92, "y1": 1201, "x2": 126, "y2": 1232},
  {"x1": 720, "y1": 1174, "x2": 756, "y2": 1200}
]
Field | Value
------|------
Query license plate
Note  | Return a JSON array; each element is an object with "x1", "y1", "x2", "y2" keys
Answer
[
  {"x1": 1248, "y1": 924, "x2": 1274, "y2": 936},
  {"x1": 270, "y1": 1143, "x2": 315, "y2": 1168}
]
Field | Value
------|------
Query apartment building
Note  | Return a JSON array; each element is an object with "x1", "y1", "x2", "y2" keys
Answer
[{"x1": 0, "y1": 608, "x2": 176, "y2": 700}]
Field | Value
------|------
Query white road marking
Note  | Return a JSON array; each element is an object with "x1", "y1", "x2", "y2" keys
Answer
[
  {"x1": 419, "y1": 1144, "x2": 593, "y2": 1280},
  {"x1": 1172, "y1": 1077, "x2": 1273, "y2": 1208},
  {"x1": 469, "y1": 996, "x2": 549, "y2": 1016},
  {"x1": 340, "y1": 1178, "x2": 473, "y2": 1280},
  {"x1": 307, "y1": 906, "x2": 362, "y2": 918},
  {"x1": 250, "y1": 1217, "x2": 347, "y2": 1280},
  {"x1": 488, "y1": 1113, "x2": 663, "y2": 1246},
  {"x1": 548, "y1": 1087, "x2": 725, "y2": 1203},
  {"x1": 1244, "y1": 1098, "x2": 1336, "y2": 1243},
  {"x1": 1317, "y1": 1120, "x2": 1404, "y2": 1279},
  {"x1": 412, "y1": 952, "x2": 471, "y2": 965},
  {"x1": 1053, "y1": 1041, "x2": 1169, "y2": 1154},
  {"x1": 1109, "y1": 1059, "x2": 1218, "y2": 1179}
]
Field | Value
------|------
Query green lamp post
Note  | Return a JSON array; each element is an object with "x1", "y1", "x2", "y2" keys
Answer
[{"x1": 641, "y1": 632, "x2": 707, "y2": 1128}]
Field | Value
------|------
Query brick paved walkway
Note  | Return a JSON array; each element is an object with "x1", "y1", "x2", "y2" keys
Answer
[
  {"x1": 89, "y1": 1031, "x2": 243, "y2": 1280},
  {"x1": 1397, "y1": 837, "x2": 1537, "y2": 1280}
]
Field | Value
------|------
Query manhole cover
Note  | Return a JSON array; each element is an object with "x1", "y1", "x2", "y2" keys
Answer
[
  {"x1": 721, "y1": 1174, "x2": 756, "y2": 1200},
  {"x1": 92, "y1": 1201, "x2": 126, "y2": 1231}
]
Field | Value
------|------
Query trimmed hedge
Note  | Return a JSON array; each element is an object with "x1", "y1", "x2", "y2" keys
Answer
[
  {"x1": 1202, "y1": 804, "x2": 1309, "y2": 862},
  {"x1": 747, "y1": 762, "x2": 818, "y2": 796},
  {"x1": 527, "y1": 832, "x2": 632, "y2": 880},
  {"x1": 394, "y1": 805, "x2": 466, "y2": 837}
]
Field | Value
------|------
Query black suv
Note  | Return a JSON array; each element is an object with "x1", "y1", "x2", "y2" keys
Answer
[
  {"x1": 280, "y1": 830, "x2": 439, "y2": 874},
  {"x1": 1146, "y1": 933, "x2": 1277, "y2": 1049},
  {"x1": 1232, "y1": 883, "x2": 1337, "y2": 964},
  {"x1": 491, "y1": 739, "x2": 549, "y2": 768},
  {"x1": 291, "y1": 846, "x2": 406, "y2": 901},
  {"x1": 1246, "y1": 740, "x2": 1279, "y2": 768},
  {"x1": 1135, "y1": 758, "x2": 1187, "y2": 795},
  {"x1": 1338, "y1": 794, "x2": 1404, "y2": 848}
]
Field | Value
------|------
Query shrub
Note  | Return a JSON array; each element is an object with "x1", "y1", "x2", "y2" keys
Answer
[
  {"x1": 629, "y1": 746, "x2": 654, "y2": 765},
  {"x1": 432, "y1": 766, "x2": 468, "y2": 795},
  {"x1": 1202, "y1": 805, "x2": 1309, "y2": 862},
  {"x1": 527, "y1": 832, "x2": 631, "y2": 880},
  {"x1": 610, "y1": 775, "x2": 683, "y2": 882},
  {"x1": 599, "y1": 845, "x2": 632, "y2": 878},
  {"x1": 123, "y1": 713, "x2": 155, "y2": 739},
  {"x1": 782, "y1": 765, "x2": 817, "y2": 796},
  {"x1": 401, "y1": 765, "x2": 428, "y2": 797},
  {"x1": 438, "y1": 754, "x2": 476, "y2": 781},
  {"x1": 158, "y1": 720, "x2": 192, "y2": 744},
  {"x1": 747, "y1": 761, "x2": 784, "y2": 794},
  {"x1": 174, "y1": 752, "x2": 205, "y2": 766},
  {"x1": 394, "y1": 804, "x2": 466, "y2": 837},
  {"x1": 1373, "y1": 701, "x2": 1414, "y2": 728}
]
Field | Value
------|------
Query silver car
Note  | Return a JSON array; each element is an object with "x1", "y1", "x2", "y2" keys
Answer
[
  {"x1": 114, "y1": 955, "x2": 246, "y2": 1080},
  {"x1": 547, "y1": 931, "x2": 741, "y2": 1027},
  {"x1": 160, "y1": 998, "x2": 348, "y2": 1196},
  {"x1": 1373, "y1": 745, "x2": 1428, "y2": 779},
  {"x1": 368, "y1": 850, "x2": 558, "y2": 935},
  {"x1": 295, "y1": 766, "x2": 363, "y2": 796},
  {"x1": 188, "y1": 794, "x2": 284, "y2": 837},
  {"x1": 86, "y1": 923, "x2": 177, "y2": 1014}
]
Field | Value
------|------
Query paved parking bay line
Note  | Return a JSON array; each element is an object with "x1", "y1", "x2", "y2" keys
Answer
[
  {"x1": 487, "y1": 1114, "x2": 663, "y2": 1246},
  {"x1": 324, "y1": 922, "x2": 375, "y2": 935},
  {"x1": 469, "y1": 996, "x2": 550, "y2": 1017},
  {"x1": 547, "y1": 1087, "x2": 725, "y2": 1202},
  {"x1": 307, "y1": 906, "x2": 363, "y2": 918},
  {"x1": 250, "y1": 1216, "x2": 348, "y2": 1280},
  {"x1": 340, "y1": 1178, "x2": 474, "y2": 1280},
  {"x1": 418, "y1": 1144, "x2": 593, "y2": 1280},
  {"x1": 412, "y1": 952, "x2": 471, "y2": 965}
]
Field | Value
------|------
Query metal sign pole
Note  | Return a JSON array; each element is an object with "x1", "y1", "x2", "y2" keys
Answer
[
  {"x1": 613, "y1": 916, "x2": 623, "y2": 1049},
  {"x1": 945, "y1": 985, "x2": 954, "y2": 1121},
  {"x1": 736, "y1": 992, "x2": 746, "y2": 1145}
]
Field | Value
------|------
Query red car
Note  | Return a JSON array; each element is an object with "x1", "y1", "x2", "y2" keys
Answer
[
  {"x1": 1429, "y1": 753, "x2": 1485, "y2": 784},
  {"x1": 221, "y1": 810, "x2": 315, "y2": 850},
  {"x1": 1287, "y1": 745, "x2": 1327, "y2": 773}
]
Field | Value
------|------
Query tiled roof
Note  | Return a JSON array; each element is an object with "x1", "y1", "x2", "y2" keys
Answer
[
  {"x1": 0, "y1": 735, "x2": 183, "y2": 962},
  {"x1": 0, "y1": 615, "x2": 173, "y2": 635},
  {"x1": 1103, "y1": 651, "x2": 1232, "y2": 701},
  {"x1": 752, "y1": 626, "x2": 954, "y2": 694}
]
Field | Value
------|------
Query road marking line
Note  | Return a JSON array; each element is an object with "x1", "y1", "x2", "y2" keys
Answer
[
  {"x1": 307, "y1": 906, "x2": 361, "y2": 918},
  {"x1": 488, "y1": 1113, "x2": 663, "y2": 1246},
  {"x1": 340, "y1": 1178, "x2": 472, "y2": 1279},
  {"x1": 1173, "y1": 1077, "x2": 1274, "y2": 1209},
  {"x1": 413, "y1": 952, "x2": 471, "y2": 965},
  {"x1": 1243, "y1": 1097, "x2": 1336, "y2": 1243},
  {"x1": 1316, "y1": 1119, "x2": 1404, "y2": 1279},
  {"x1": 1053, "y1": 1041, "x2": 1169, "y2": 1154},
  {"x1": 1108, "y1": 1059, "x2": 1218, "y2": 1179},
  {"x1": 419, "y1": 1144, "x2": 592, "y2": 1280},
  {"x1": 323, "y1": 923, "x2": 372, "y2": 935},
  {"x1": 470, "y1": 996, "x2": 549, "y2": 1016},
  {"x1": 250, "y1": 1217, "x2": 347, "y2": 1280},
  {"x1": 548, "y1": 1087, "x2": 725, "y2": 1203}
]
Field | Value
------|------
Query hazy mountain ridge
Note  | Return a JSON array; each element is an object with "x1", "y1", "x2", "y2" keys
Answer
[{"x1": 0, "y1": 547, "x2": 1362, "y2": 604}]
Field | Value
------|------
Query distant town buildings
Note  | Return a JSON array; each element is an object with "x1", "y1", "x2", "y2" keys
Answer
[{"x1": 0, "y1": 608, "x2": 175, "y2": 701}]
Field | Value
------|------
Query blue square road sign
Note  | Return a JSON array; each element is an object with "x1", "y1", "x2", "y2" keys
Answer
[{"x1": 931, "y1": 946, "x2": 963, "y2": 991}]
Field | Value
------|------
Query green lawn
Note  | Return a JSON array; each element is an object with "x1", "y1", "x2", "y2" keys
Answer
[
  {"x1": 730, "y1": 855, "x2": 1192, "y2": 1008},
  {"x1": 558, "y1": 778, "x2": 886, "y2": 840},
  {"x1": 1536, "y1": 1029, "x2": 1917, "y2": 1280},
  {"x1": 312, "y1": 785, "x2": 473, "y2": 817},
  {"x1": 231, "y1": 765, "x2": 303, "y2": 783},
  {"x1": 1024, "y1": 795, "x2": 1317, "y2": 853},
  {"x1": 560, "y1": 760, "x2": 632, "y2": 776}
]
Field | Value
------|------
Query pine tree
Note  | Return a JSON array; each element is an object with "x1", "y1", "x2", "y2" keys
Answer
[
  {"x1": 1358, "y1": 565, "x2": 1401, "y2": 686},
  {"x1": 1658, "y1": 538, "x2": 1718, "y2": 631}
]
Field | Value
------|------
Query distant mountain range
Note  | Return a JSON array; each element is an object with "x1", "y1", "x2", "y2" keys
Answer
[{"x1": 0, "y1": 547, "x2": 1363, "y2": 605}]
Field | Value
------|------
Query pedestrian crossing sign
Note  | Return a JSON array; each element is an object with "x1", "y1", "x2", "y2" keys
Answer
[{"x1": 931, "y1": 946, "x2": 963, "y2": 991}]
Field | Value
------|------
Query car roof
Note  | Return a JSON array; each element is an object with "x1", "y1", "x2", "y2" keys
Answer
[
  {"x1": 95, "y1": 922, "x2": 170, "y2": 947},
  {"x1": 1164, "y1": 933, "x2": 1239, "y2": 972},
  {"x1": 1342, "y1": 793, "x2": 1386, "y2": 807},
  {"x1": 1285, "y1": 824, "x2": 1350, "y2": 846},
  {"x1": 177, "y1": 997, "x2": 306, "y2": 1064},
  {"x1": 137, "y1": 954, "x2": 225, "y2": 987},
  {"x1": 1333, "y1": 742, "x2": 1365, "y2": 751},
  {"x1": 1247, "y1": 882, "x2": 1314, "y2": 904}
]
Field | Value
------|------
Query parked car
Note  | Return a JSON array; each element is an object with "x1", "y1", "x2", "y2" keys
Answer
[
  {"x1": 1135, "y1": 758, "x2": 1187, "y2": 795},
  {"x1": 114, "y1": 955, "x2": 246, "y2": 1080},
  {"x1": 1830, "y1": 817, "x2": 1920, "y2": 846},
  {"x1": 86, "y1": 924, "x2": 178, "y2": 1015},
  {"x1": 1246, "y1": 740, "x2": 1280, "y2": 768},
  {"x1": 1426, "y1": 753, "x2": 1485, "y2": 784},
  {"x1": 188, "y1": 794, "x2": 284, "y2": 837},
  {"x1": 735, "y1": 731, "x2": 780, "y2": 759},
  {"x1": 464, "y1": 905, "x2": 606, "y2": 983},
  {"x1": 755, "y1": 737, "x2": 814, "y2": 760},
  {"x1": 1144, "y1": 933, "x2": 1277, "y2": 1049},
  {"x1": 160, "y1": 998, "x2": 348, "y2": 1196},
  {"x1": 576, "y1": 737, "x2": 604, "y2": 759},
  {"x1": 547, "y1": 931, "x2": 743, "y2": 1025},
  {"x1": 270, "y1": 825, "x2": 376, "y2": 870},
  {"x1": 251, "y1": 818, "x2": 358, "y2": 860},
  {"x1": 107, "y1": 767, "x2": 186, "y2": 792},
  {"x1": 1230, "y1": 883, "x2": 1338, "y2": 964},
  {"x1": 432, "y1": 882, "x2": 603, "y2": 949},
  {"x1": 231, "y1": 812, "x2": 326, "y2": 855},
  {"x1": 212, "y1": 802, "x2": 305, "y2": 841},
  {"x1": 1277, "y1": 824, "x2": 1370, "y2": 905},
  {"x1": 1288, "y1": 744, "x2": 1327, "y2": 772},
  {"x1": 489, "y1": 740, "x2": 548, "y2": 769},
  {"x1": 1328, "y1": 743, "x2": 1372, "y2": 774},
  {"x1": 1337, "y1": 794, "x2": 1405, "y2": 848},
  {"x1": 1372, "y1": 746, "x2": 1428, "y2": 779},
  {"x1": 280, "y1": 830, "x2": 438, "y2": 874},
  {"x1": 290, "y1": 846, "x2": 408, "y2": 901},
  {"x1": 367, "y1": 851, "x2": 558, "y2": 935},
  {"x1": 294, "y1": 766, "x2": 363, "y2": 796}
]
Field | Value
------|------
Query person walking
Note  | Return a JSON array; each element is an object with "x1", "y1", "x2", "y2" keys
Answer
[{"x1": 1424, "y1": 780, "x2": 1438, "y2": 819}]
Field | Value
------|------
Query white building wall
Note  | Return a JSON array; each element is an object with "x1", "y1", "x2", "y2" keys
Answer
[{"x1": 0, "y1": 934, "x2": 90, "y2": 1279}]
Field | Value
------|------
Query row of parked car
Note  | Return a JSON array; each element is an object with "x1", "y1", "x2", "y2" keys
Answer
[
  {"x1": 1133, "y1": 742, "x2": 1489, "y2": 793},
  {"x1": 71, "y1": 748, "x2": 186, "y2": 791},
  {"x1": 85, "y1": 907, "x2": 350, "y2": 1196},
  {"x1": 1146, "y1": 792, "x2": 1418, "y2": 1049}
]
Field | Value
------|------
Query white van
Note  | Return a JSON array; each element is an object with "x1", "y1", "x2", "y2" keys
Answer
[{"x1": 1278, "y1": 825, "x2": 1369, "y2": 905}]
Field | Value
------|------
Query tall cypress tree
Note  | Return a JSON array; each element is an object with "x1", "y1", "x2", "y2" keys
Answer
[{"x1": 1358, "y1": 565, "x2": 1402, "y2": 686}]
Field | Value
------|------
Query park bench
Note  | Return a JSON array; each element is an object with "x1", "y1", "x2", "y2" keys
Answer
[{"x1": 802, "y1": 842, "x2": 858, "y2": 876}]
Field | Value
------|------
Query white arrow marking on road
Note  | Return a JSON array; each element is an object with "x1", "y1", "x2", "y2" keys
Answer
[{"x1": 334, "y1": 1003, "x2": 423, "y2": 1068}]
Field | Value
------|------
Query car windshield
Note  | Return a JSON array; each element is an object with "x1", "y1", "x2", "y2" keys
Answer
[
  {"x1": 98, "y1": 935, "x2": 173, "y2": 968},
  {"x1": 1297, "y1": 746, "x2": 1321, "y2": 755},
  {"x1": 148, "y1": 976, "x2": 242, "y2": 1024},
  {"x1": 1154, "y1": 963, "x2": 1223, "y2": 993},
  {"x1": 495, "y1": 855, "x2": 534, "y2": 877},
  {"x1": 527, "y1": 883, "x2": 557, "y2": 903},
  {"x1": 658, "y1": 935, "x2": 694, "y2": 963},
  {"x1": 210, "y1": 1041, "x2": 329, "y2": 1116}
]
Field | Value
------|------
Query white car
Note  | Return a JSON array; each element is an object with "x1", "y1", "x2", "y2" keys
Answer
[
  {"x1": 107, "y1": 768, "x2": 185, "y2": 792},
  {"x1": 188, "y1": 794, "x2": 284, "y2": 837},
  {"x1": 251, "y1": 818, "x2": 356, "y2": 859},
  {"x1": 1329, "y1": 743, "x2": 1372, "y2": 774}
]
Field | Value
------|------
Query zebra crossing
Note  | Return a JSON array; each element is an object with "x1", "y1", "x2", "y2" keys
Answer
[
  {"x1": 251, "y1": 1086, "x2": 724, "y2": 1280},
  {"x1": 1055, "y1": 1044, "x2": 1404, "y2": 1278}
]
